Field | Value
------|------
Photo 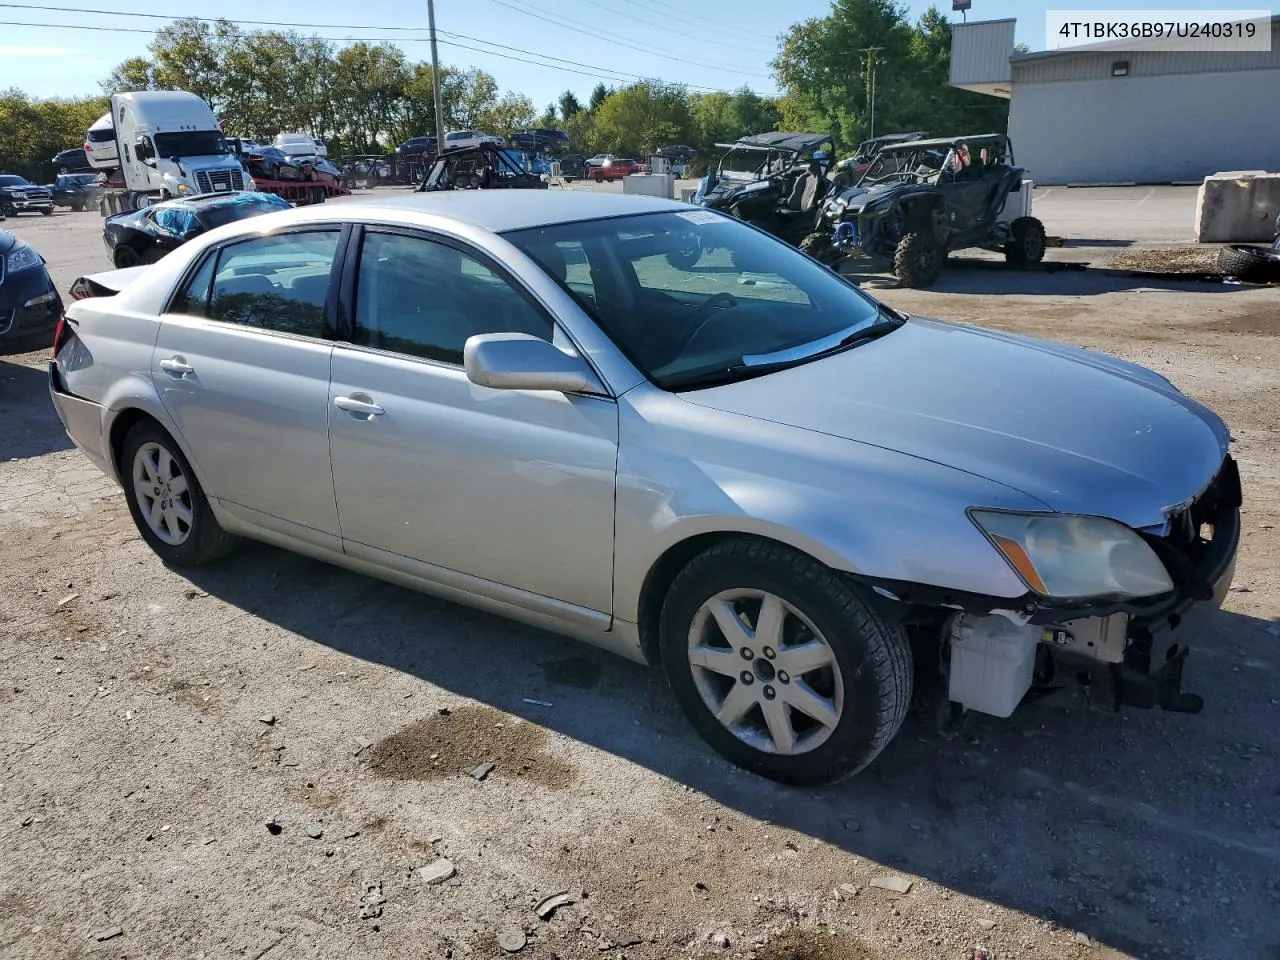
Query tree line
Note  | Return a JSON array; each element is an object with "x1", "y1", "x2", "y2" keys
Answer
[{"x1": 0, "y1": 1, "x2": 1010, "y2": 183}]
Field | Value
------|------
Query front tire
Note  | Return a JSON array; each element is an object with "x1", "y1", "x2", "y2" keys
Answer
[
  {"x1": 659, "y1": 538, "x2": 912, "y2": 785},
  {"x1": 1004, "y1": 216, "x2": 1046, "y2": 265},
  {"x1": 893, "y1": 232, "x2": 944, "y2": 287},
  {"x1": 120, "y1": 420, "x2": 240, "y2": 568},
  {"x1": 594, "y1": 172, "x2": 604, "y2": 183}
]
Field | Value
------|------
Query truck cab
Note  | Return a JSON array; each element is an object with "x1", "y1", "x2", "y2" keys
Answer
[{"x1": 108, "y1": 92, "x2": 248, "y2": 210}]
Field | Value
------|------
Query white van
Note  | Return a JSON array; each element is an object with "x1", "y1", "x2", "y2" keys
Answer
[{"x1": 84, "y1": 113, "x2": 119, "y2": 170}]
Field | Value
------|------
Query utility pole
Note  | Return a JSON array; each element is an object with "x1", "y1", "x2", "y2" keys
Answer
[
  {"x1": 859, "y1": 46, "x2": 883, "y2": 140},
  {"x1": 428, "y1": 0, "x2": 446, "y2": 151}
]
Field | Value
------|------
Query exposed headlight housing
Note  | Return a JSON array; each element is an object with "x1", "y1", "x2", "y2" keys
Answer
[
  {"x1": 970, "y1": 510, "x2": 1174, "y2": 599},
  {"x1": 5, "y1": 242, "x2": 42, "y2": 274}
]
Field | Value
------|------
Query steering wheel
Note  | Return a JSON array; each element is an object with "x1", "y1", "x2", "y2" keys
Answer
[{"x1": 680, "y1": 292, "x2": 740, "y2": 354}]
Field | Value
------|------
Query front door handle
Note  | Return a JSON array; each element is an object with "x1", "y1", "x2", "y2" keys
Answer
[
  {"x1": 334, "y1": 395, "x2": 385, "y2": 417},
  {"x1": 160, "y1": 356, "x2": 194, "y2": 377}
]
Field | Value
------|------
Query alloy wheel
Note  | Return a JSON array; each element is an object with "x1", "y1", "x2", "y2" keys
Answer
[
  {"x1": 131, "y1": 441, "x2": 193, "y2": 545},
  {"x1": 686, "y1": 589, "x2": 844, "y2": 755}
]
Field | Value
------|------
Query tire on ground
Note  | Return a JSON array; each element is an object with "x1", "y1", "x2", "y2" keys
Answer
[
  {"x1": 658, "y1": 537, "x2": 913, "y2": 785},
  {"x1": 893, "y1": 232, "x2": 944, "y2": 288},
  {"x1": 120, "y1": 419, "x2": 240, "y2": 568},
  {"x1": 1005, "y1": 216, "x2": 1046, "y2": 266},
  {"x1": 1216, "y1": 244, "x2": 1280, "y2": 284}
]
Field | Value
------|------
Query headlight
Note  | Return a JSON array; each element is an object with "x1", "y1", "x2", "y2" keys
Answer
[
  {"x1": 5, "y1": 243, "x2": 42, "y2": 274},
  {"x1": 970, "y1": 510, "x2": 1173, "y2": 599}
]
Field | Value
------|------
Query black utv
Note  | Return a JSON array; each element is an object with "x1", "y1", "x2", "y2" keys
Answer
[
  {"x1": 416, "y1": 142, "x2": 547, "y2": 192},
  {"x1": 802, "y1": 134, "x2": 1046, "y2": 288},
  {"x1": 691, "y1": 132, "x2": 838, "y2": 247}
]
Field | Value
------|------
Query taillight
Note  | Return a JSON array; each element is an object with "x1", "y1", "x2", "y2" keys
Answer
[
  {"x1": 51, "y1": 314, "x2": 70, "y2": 358},
  {"x1": 69, "y1": 277, "x2": 95, "y2": 300}
]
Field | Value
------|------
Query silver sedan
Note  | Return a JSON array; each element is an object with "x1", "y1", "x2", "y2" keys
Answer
[{"x1": 49, "y1": 191, "x2": 1241, "y2": 783}]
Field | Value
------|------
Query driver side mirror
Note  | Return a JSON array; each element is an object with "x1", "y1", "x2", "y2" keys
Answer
[{"x1": 463, "y1": 333, "x2": 600, "y2": 394}]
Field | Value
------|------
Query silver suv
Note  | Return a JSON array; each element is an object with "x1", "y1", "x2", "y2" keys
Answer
[{"x1": 49, "y1": 192, "x2": 1241, "y2": 783}]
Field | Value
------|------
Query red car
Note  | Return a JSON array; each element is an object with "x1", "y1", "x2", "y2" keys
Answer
[{"x1": 592, "y1": 158, "x2": 644, "y2": 182}]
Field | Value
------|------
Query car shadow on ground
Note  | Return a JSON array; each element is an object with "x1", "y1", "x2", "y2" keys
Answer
[
  {"x1": 0, "y1": 355, "x2": 72, "y2": 459},
  {"x1": 181, "y1": 542, "x2": 1280, "y2": 959},
  {"x1": 846, "y1": 260, "x2": 1249, "y2": 298}
]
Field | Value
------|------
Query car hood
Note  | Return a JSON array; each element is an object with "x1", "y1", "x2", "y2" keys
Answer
[
  {"x1": 679, "y1": 317, "x2": 1230, "y2": 529},
  {"x1": 834, "y1": 179, "x2": 915, "y2": 210}
]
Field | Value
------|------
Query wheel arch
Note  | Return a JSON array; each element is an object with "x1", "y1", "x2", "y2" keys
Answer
[
  {"x1": 103, "y1": 397, "x2": 211, "y2": 498},
  {"x1": 634, "y1": 527, "x2": 856, "y2": 667}
]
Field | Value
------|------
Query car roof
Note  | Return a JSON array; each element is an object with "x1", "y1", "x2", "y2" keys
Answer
[
  {"x1": 735, "y1": 132, "x2": 831, "y2": 152},
  {"x1": 884, "y1": 133, "x2": 1006, "y2": 151},
  {"x1": 261, "y1": 190, "x2": 688, "y2": 233}
]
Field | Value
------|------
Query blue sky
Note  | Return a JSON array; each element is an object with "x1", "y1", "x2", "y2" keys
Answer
[{"x1": 0, "y1": 0, "x2": 1268, "y2": 106}]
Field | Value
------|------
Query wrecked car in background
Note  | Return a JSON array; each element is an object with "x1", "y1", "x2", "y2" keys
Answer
[{"x1": 102, "y1": 191, "x2": 291, "y2": 267}]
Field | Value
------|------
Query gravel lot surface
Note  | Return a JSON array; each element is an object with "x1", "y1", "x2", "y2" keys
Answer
[{"x1": 2, "y1": 195, "x2": 1278, "y2": 960}]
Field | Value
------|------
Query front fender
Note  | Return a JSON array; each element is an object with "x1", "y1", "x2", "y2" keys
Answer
[{"x1": 612, "y1": 387, "x2": 1043, "y2": 622}]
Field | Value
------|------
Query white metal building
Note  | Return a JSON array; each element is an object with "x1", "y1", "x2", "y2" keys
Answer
[{"x1": 949, "y1": 17, "x2": 1280, "y2": 185}]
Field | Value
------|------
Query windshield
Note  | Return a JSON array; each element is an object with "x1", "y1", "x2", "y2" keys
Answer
[
  {"x1": 507, "y1": 210, "x2": 891, "y2": 390},
  {"x1": 0, "y1": 175, "x2": 32, "y2": 187},
  {"x1": 718, "y1": 146, "x2": 795, "y2": 180},
  {"x1": 858, "y1": 146, "x2": 947, "y2": 186},
  {"x1": 154, "y1": 130, "x2": 229, "y2": 159}
]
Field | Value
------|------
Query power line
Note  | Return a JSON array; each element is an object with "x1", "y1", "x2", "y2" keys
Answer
[
  {"x1": 479, "y1": 0, "x2": 772, "y2": 78},
  {"x1": 0, "y1": 17, "x2": 754, "y2": 91},
  {"x1": 565, "y1": 0, "x2": 776, "y2": 53},
  {"x1": 623, "y1": 0, "x2": 779, "y2": 46},
  {"x1": 0, "y1": 0, "x2": 776, "y2": 73}
]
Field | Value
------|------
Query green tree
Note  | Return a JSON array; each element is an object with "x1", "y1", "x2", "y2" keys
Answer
[
  {"x1": 592, "y1": 81, "x2": 692, "y2": 156},
  {"x1": 588, "y1": 83, "x2": 610, "y2": 112},
  {"x1": 539, "y1": 103, "x2": 557, "y2": 127},
  {"x1": 0, "y1": 89, "x2": 108, "y2": 181},
  {"x1": 101, "y1": 57, "x2": 155, "y2": 94},
  {"x1": 558, "y1": 90, "x2": 582, "y2": 120},
  {"x1": 772, "y1": 1, "x2": 1009, "y2": 150}
]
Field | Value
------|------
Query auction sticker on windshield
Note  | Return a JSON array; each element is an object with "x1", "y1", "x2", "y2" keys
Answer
[{"x1": 676, "y1": 210, "x2": 727, "y2": 225}]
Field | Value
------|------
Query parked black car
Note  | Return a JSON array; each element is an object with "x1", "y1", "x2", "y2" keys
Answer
[
  {"x1": 103, "y1": 192, "x2": 292, "y2": 268},
  {"x1": 0, "y1": 175, "x2": 54, "y2": 217},
  {"x1": 242, "y1": 146, "x2": 316, "y2": 182},
  {"x1": 51, "y1": 147, "x2": 94, "y2": 174},
  {"x1": 507, "y1": 128, "x2": 570, "y2": 152},
  {"x1": 656, "y1": 143, "x2": 696, "y2": 160},
  {"x1": 397, "y1": 136, "x2": 438, "y2": 157},
  {"x1": 51, "y1": 173, "x2": 101, "y2": 211},
  {"x1": 0, "y1": 228, "x2": 61, "y2": 347}
]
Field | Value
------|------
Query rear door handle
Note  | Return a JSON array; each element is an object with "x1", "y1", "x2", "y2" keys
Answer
[
  {"x1": 160, "y1": 356, "x2": 194, "y2": 377},
  {"x1": 334, "y1": 395, "x2": 385, "y2": 417}
]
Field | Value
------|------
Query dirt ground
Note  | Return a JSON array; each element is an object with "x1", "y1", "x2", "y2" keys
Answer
[{"x1": 2, "y1": 203, "x2": 1279, "y2": 960}]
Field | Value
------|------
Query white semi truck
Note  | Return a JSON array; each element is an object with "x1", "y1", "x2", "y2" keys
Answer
[{"x1": 95, "y1": 91, "x2": 251, "y2": 216}]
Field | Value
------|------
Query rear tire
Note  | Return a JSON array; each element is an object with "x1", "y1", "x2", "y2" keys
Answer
[
  {"x1": 113, "y1": 245, "x2": 143, "y2": 268},
  {"x1": 1216, "y1": 244, "x2": 1280, "y2": 284},
  {"x1": 659, "y1": 538, "x2": 912, "y2": 785},
  {"x1": 1004, "y1": 216, "x2": 1046, "y2": 265},
  {"x1": 594, "y1": 172, "x2": 604, "y2": 183},
  {"x1": 120, "y1": 420, "x2": 240, "y2": 568},
  {"x1": 893, "y1": 232, "x2": 944, "y2": 288}
]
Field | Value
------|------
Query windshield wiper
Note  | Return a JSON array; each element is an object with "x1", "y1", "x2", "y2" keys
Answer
[{"x1": 668, "y1": 306, "x2": 908, "y2": 392}]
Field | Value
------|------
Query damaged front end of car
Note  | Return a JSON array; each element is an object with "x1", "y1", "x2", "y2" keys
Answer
[{"x1": 856, "y1": 455, "x2": 1242, "y2": 720}]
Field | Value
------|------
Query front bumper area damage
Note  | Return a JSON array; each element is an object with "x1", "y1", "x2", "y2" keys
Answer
[{"x1": 863, "y1": 455, "x2": 1242, "y2": 718}]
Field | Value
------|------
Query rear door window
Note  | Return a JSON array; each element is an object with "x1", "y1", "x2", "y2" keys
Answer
[{"x1": 168, "y1": 230, "x2": 340, "y2": 337}]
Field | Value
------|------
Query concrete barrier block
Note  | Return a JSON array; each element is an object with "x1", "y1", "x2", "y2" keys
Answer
[{"x1": 1194, "y1": 172, "x2": 1280, "y2": 243}]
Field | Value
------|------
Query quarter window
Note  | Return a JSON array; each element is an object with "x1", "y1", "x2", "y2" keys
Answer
[
  {"x1": 351, "y1": 231, "x2": 552, "y2": 365},
  {"x1": 200, "y1": 230, "x2": 339, "y2": 338}
]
